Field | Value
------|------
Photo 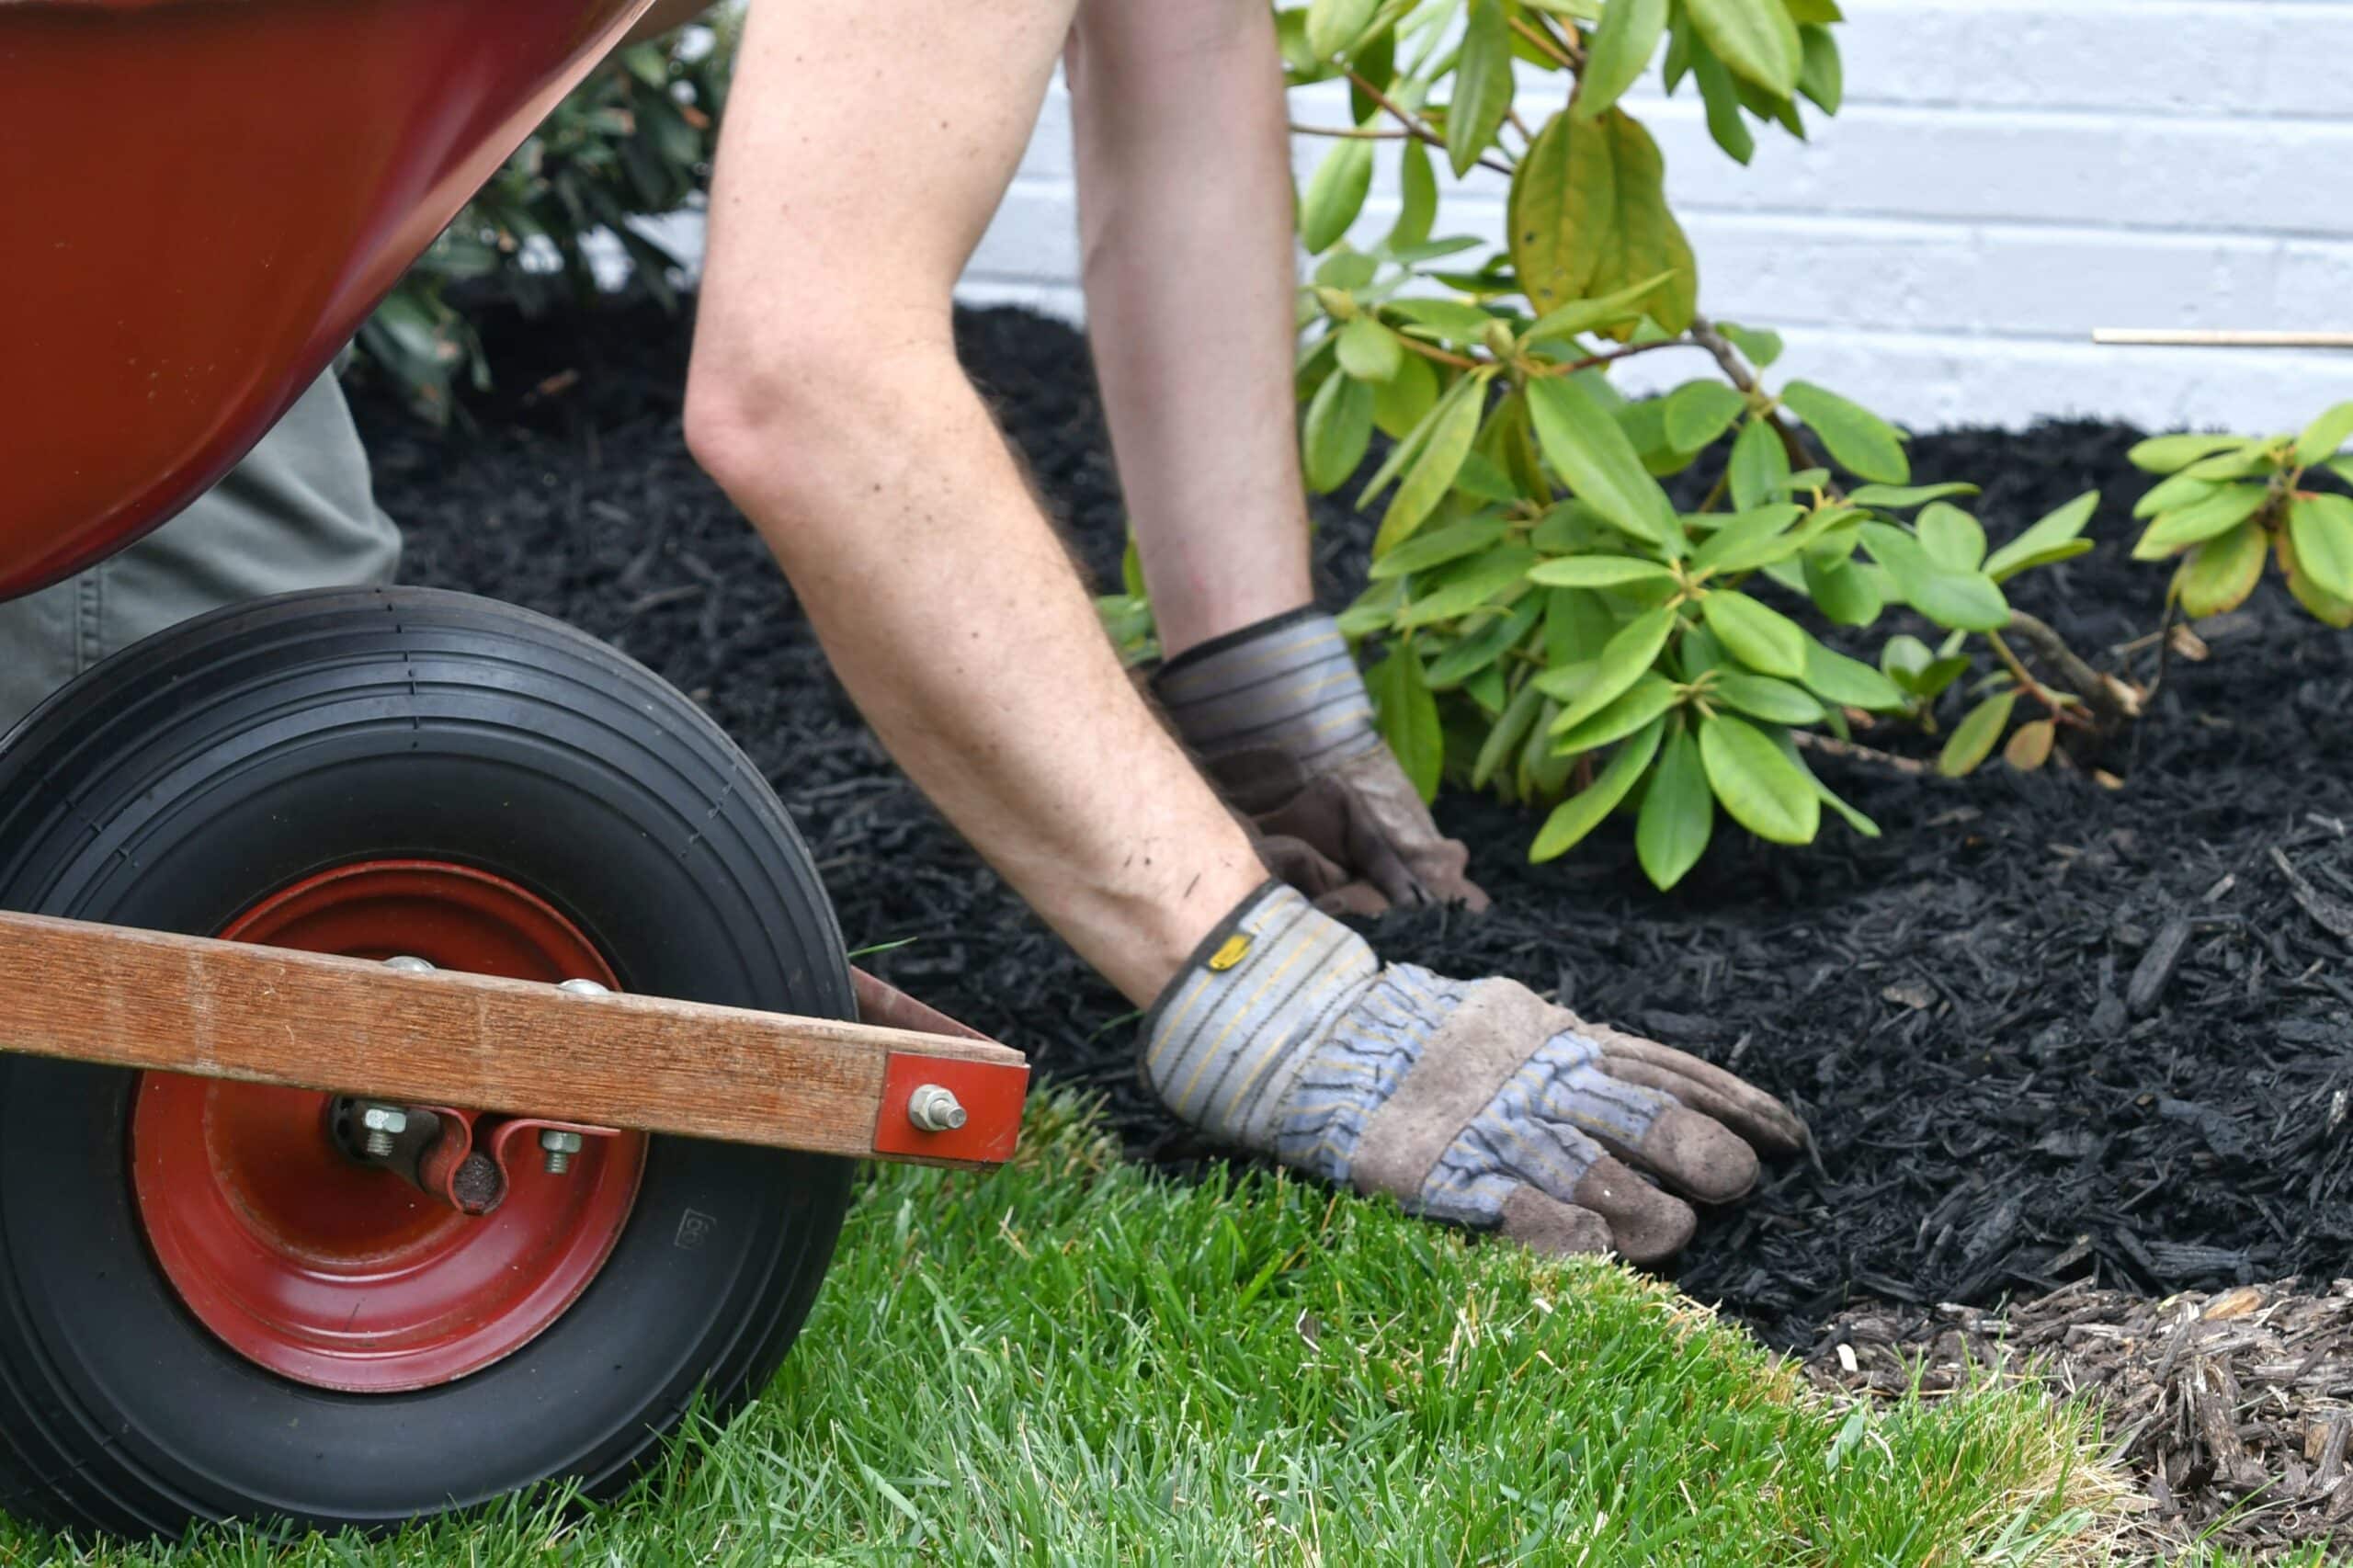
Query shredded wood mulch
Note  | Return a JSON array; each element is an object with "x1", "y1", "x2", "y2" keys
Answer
[
  {"x1": 352, "y1": 299, "x2": 2353, "y2": 1550},
  {"x1": 1810, "y1": 1280, "x2": 2353, "y2": 1553}
]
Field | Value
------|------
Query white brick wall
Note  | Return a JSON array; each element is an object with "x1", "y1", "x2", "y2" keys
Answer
[{"x1": 958, "y1": 0, "x2": 2353, "y2": 432}]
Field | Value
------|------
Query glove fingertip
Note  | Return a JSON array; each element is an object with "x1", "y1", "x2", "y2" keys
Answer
[{"x1": 1497, "y1": 1186, "x2": 1613, "y2": 1258}]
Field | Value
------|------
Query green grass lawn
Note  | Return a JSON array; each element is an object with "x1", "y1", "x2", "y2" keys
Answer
[{"x1": 2, "y1": 1094, "x2": 2190, "y2": 1565}]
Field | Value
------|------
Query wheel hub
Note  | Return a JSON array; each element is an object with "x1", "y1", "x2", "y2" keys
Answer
[{"x1": 131, "y1": 861, "x2": 646, "y2": 1393}]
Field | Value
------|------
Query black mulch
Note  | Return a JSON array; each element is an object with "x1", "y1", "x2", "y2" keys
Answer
[{"x1": 351, "y1": 302, "x2": 2353, "y2": 1362}]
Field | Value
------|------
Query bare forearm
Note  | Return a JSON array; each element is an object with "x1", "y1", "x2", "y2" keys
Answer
[
  {"x1": 1069, "y1": 0, "x2": 1313, "y2": 655},
  {"x1": 692, "y1": 352, "x2": 1262, "y2": 1004}
]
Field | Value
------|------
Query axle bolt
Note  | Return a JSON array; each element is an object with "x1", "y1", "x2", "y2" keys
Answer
[
  {"x1": 906, "y1": 1085, "x2": 968, "y2": 1133},
  {"x1": 383, "y1": 954, "x2": 436, "y2": 973},
  {"x1": 358, "y1": 1103, "x2": 409, "y2": 1159},
  {"x1": 540, "y1": 1129, "x2": 585, "y2": 1175}
]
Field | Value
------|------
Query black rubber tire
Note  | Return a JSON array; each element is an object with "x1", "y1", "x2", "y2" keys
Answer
[{"x1": 0, "y1": 586, "x2": 856, "y2": 1537}]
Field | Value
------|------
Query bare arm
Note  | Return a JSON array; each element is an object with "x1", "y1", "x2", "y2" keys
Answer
[{"x1": 682, "y1": 0, "x2": 1265, "y2": 1005}]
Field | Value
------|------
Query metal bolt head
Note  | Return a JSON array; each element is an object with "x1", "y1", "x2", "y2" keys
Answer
[
  {"x1": 905, "y1": 1085, "x2": 968, "y2": 1133},
  {"x1": 557, "y1": 978, "x2": 609, "y2": 995},
  {"x1": 357, "y1": 1102, "x2": 407, "y2": 1158},
  {"x1": 540, "y1": 1128, "x2": 585, "y2": 1175},
  {"x1": 383, "y1": 955, "x2": 436, "y2": 973}
]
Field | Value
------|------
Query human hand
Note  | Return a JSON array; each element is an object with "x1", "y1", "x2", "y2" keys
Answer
[
  {"x1": 1144, "y1": 885, "x2": 1804, "y2": 1262},
  {"x1": 1154, "y1": 608, "x2": 1487, "y2": 915}
]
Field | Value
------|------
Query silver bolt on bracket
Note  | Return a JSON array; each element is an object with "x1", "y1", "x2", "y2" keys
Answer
[
  {"x1": 905, "y1": 1085, "x2": 968, "y2": 1133},
  {"x1": 557, "y1": 978, "x2": 609, "y2": 995},
  {"x1": 540, "y1": 1128, "x2": 585, "y2": 1175},
  {"x1": 383, "y1": 955, "x2": 437, "y2": 973},
  {"x1": 358, "y1": 1102, "x2": 409, "y2": 1159}
]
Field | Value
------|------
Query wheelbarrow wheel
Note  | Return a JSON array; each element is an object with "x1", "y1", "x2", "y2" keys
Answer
[{"x1": 0, "y1": 586, "x2": 856, "y2": 1536}]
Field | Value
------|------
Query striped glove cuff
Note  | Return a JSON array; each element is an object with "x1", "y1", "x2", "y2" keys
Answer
[{"x1": 1153, "y1": 608, "x2": 1383, "y2": 769}]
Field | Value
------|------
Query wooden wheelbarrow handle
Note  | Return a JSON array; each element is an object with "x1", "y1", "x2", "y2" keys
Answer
[{"x1": 0, "y1": 909, "x2": 1028, "y2": 1169}]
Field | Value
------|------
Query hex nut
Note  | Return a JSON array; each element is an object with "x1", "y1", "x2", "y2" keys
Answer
[
  {"x1": 540, "y1": 1128, "x2": 585, "y2": 1175},
  {"x1": 906, "y1": 1085, "x2": 968, "y2": 1133}
]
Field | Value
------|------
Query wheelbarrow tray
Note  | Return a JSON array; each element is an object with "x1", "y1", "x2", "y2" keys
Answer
[{"x1": 0, "y1": 0, "x2": 654, "y2": 597}]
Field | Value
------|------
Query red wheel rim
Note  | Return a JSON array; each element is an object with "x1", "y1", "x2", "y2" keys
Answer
[{"x1": 131, "y1": 861, "x2": 647, "y2": 1393}]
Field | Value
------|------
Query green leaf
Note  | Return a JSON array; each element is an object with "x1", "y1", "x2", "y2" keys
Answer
[
  {"x1": 1690, "y1": 42, "x2": 1756, "y2": 165},
  {"x1": 1315, "y1": 251, "x2": 1380, "y2": 291},
  {"x1": 1692, "y1": 504, "x2": 1806, "y2": 576},
  {"x1": 2182, "y1": 443, "x2": 2275, "y2": 482},
  {"x1": 1348, "y1": 23, "x2": 1394, "y2": 122},
  {"x1": 1698, "y1": 712, "x2": 1819, "y2": 843},
  {"x1": 1533, "y1": 715, "x2": 1666, "y2": 861},
  {"x1": 2175, "y1": 518, "x2": 2268, "y2": 619},
  {"x1": 1396, "y1": 546, "x2": 1539, "y2": 627},
  {"x1": 1306, "y1": 0, "x2": 1379, "y2": 59},
  {"x1": 1545, "y1": 585, "x2": 1619, "y2": 666},
  {"x1": 1337, "y1": 577, "x2": 1404, "y2": 638},
  {"x1": 1716, "y1": 321, "x2": 1784, "y2": 369},
  {"x1": 1427, "y1": 597, "x2": 1543, "y2": 687},
  {"x1": 1773, "y1": 731, "x2": 1879, "y2": 837},
  {"x1": 1449, "y1": 0, "x2": 1517, "y2": 176},
  {"x1": 1848, "y1": 482, "x2": 1980, "y2": 510},
  {"x1": 1474, "y1": 678, "x2": 1547, "y2": 790},
  {"x1": 1795, "y1": 23, "x2": 1842, "y2": 111},
  {"x1": 1700, "y1": 590, "x2": 1808, "y2": 678},
  {"x1": 1300, "y1": 134, "x2": 1375, "y2": 252},
  {"x1": 1523, "y1": 271, "x2": 1679, "y2": 346},
  {"x1": 2294, "y1": 403, "x2": 2353, "y2": 470},
  {"x1": 1371, "y1": 517, "x2": 1512, "y2": 578},
  {"x1": 1779, "y1": 381, "x2": 1909, "y2": 484},
  {"x1": 1453, "y1": 450, "x2": 1523, "y2": 504},
  {"x1": 1802, "y1": 551, "x2": 1881, "y2": 625},
  {"x1": 1386, "y1": 138, "x2": 1438, "y2": 254},
  {"x1": 2127, "y1": 432, "x2": 2246, "y2": 475},
  {"x1": 2289, "y1": 493, "x2": 2353, "y2": 599},
  {"x1": 1684, "y1": 0, "x2": 1801, "y2": 95},
  {"x1": 1637, "y1": 724, "x2": 1714, "y2": 889},
  {"x1": 1938, "y1": 690, "x2": 2017, "y2": 778},
  {"x1": 1984, "y1": 491, "x2": 2097, "y2": 581},
  {"x1": 1121, "y1": 531, "x2": 1148, "y2": 598},
  {"x1": 1375, "y1": 373, "x2": 1490, "y2": 553},
  {"x1": 1372, "y1": 351, "x2": 1439, "y2": 438},
  {"x1": 1368, "y1": 645, "x2": 1444, "y2": 801},
  {"x1": 1388, "y1": 299, "x2": 1501, "y2": 347},
  {"x1": 1575, "y1": 0, "x2": 1669, "y2": 122},
  {"x1": 1526, "y1": 554, "x2": 1678, "y2": 588},
  {"x1": 1508, "y1": 108, "x2": 1699, "y2": 335},
  {"x1": 2131, "y1": 483, "x2": 2271, "y2": 560},
  {"x1": 1782, "y1": 0, "x2": 1843, "y2": 20},
  {"x1": 1336, "y1": 316, "x2": 1404, "y2": 382},
  {"x1": 2284, "y1": 528, "x2": 2353, "y2": 629},
  {"x1": 1302, "y1": 369, "x2": 1375, "y2": 493},
  {"x1": 1915, "y1": 503, "x2": 1986, "y2": 573},
  {"x1": 1552, "y1": 671, "x2": 1682, "y2": 753},
  {"x1": 1711, "y1": 672, "x2": 1825, "y2": 725},
  {"x1": 1664, "y1": 381, "x2": 1748, "y2": 451},
  {"x1": 1803, "y1": 637, "x2": 1908, "y2": 710},
  {"x1": 2132, "y1": 471, "x2": 2215, "y2": 521},
  {"x1": 1553, "y1": 603, "x2": 1679, "y2": 733},
  {"x1": 1527, "y1": 374, "x2": 1678, "y2": 549},
  {"x1": 1728, "y1": 417, "x2": 1791, "y2": 511},
  {"x1": 1858, "y1": 522, "x2": 2009, "y2": 631}
]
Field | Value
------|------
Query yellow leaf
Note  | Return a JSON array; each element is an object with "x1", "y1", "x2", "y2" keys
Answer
[
  {"x1": 1508, "y1": 109, "x2": 1697, "y2": 341},
  {"x1": 2003, "y1": 719, "x2": 2055, "y2": 772}
]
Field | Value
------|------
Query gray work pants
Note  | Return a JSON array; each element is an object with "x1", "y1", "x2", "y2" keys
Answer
[{"x1": 0, "y1": 371, "x2": 401, "y2": 733}]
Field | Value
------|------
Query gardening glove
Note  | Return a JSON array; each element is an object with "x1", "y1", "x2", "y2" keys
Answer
[
  {"x1": 1143, "y1": 882, "x2": 1805, "y2": 1262},
  {"x1": 1155, "y1": 607, "x2": 1487, "y2": 915}
]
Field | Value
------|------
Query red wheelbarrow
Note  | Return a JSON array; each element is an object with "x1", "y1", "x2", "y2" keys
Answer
[{"x1": 0, "y1": 0, "x2": 1027, "y2": 1536}]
